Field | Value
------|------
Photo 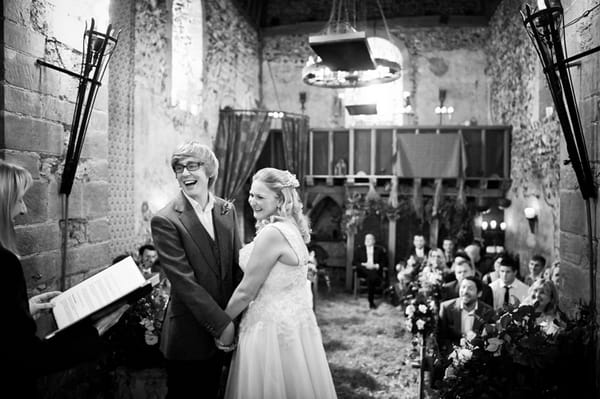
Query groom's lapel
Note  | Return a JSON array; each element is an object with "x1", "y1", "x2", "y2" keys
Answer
[
  {"x1": 213, "y1": 201, "x2": 232, "y2": 280},
  {"x1": 176, "y1": 194, "x2": 220, "y2": 277}
]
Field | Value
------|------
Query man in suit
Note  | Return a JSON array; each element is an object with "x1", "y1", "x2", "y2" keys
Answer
[
  {"x1": 490, "y1": 255, "x2": 529, "y2": 310},
  {"x1": 408, "y1": 234, "x2": 430, "y2": 265},
  {"x1": 353, "y1": 233, "x2": 388, "y2": 309},
  {"x1": 441, "y1": 252, "x2": 493, "y2": 307},
  {"x1": 525, "y1": 254, "x2": 546, "y2": 286},
  {"x1": 441, "y1": 237, "x2": 456, "y2": 269},
  {"x1": 151, "y1": 142, "x2": 243, "y2": 399},
  {"x1": 437, "y1": 276, "x2": 495, "y2": 357}
]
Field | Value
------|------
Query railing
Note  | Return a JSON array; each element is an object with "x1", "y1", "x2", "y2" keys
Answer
[{"x1": 306, "y1": 125, "x2": 511, "y2": 185}]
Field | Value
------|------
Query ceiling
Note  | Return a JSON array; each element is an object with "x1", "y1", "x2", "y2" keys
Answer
[{"x1": 234, "y1": 0, "x2": 504, "y2": 28}]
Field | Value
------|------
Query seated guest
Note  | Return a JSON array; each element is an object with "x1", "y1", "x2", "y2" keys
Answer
[
  {"x1": 544, "y1": 260, "x2": 561, "y2": 290},
  {"x1": 423, "y1": 248, "x2": 453, "y2": 283},
  {"x1": 437, "y1": 276, "x2": 495, "y2": 356},
  {"x1": 138, "y1": 244, "x2": 159, "y2": 275},
  {"x1": 354, "y1": 233, "x2": 388, "y2": 309},
  {"x1": 525, "y1": 254, "x2": 546, "y2": 285},
  {"x1": 482, "y1": 253, "x2": 504, "y2": 285},
  {"x1": 465, "y1": 242, "x2": 494, "y2": 277},
  {"x1": 489, "y1": 254, "x2": 529, "y2": 310},
  {"x1": 441, "y1": 252, "x2": 493, "y2": 307},
  {"x1": 523, "y1": 279, "x2": 565, "y2": 335},
  {"x1": 441, "y1": 238, "x2": 456, "y2": 269},
  {"x1": 408, "y1": 234, "x2": 430, "y2": 266}
]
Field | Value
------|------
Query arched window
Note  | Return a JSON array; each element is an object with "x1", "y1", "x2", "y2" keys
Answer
[
  {"x1": 341, "y1": 37, "x2": 404, "y2": 127},
  {"x1": 170, "y1": 0, "x2": 203, "y2": 115}
]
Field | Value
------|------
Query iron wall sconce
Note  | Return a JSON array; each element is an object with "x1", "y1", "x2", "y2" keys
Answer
[
  {"x1": 37, "y1": 19, "x2": 120, "y2": 196},
  {"x1": 521, "y1": 0, "x2": 597, "y2": 199},
  {"x1": 36, "y1": 19, "x2": 119, "y2": 290},
  {"x1": 435, "y1": 88, "x2": 454, "y2": 124},
  {"x1": 524, "y1": 206, "x2": 538, "y2": 233}
]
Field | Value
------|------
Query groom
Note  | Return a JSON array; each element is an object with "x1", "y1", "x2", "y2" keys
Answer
[{"x1": 151, "y1": 141, "x2": 243, "y2": 398}]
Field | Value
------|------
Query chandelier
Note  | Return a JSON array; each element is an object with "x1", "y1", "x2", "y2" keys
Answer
[{"x1": 302, "y1": 0, "x2": 401, "y2": 88}]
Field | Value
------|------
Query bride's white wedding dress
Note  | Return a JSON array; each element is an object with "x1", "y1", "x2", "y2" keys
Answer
[{"x1": 224, "y1": 221, "x2": 337, "y2": 399}]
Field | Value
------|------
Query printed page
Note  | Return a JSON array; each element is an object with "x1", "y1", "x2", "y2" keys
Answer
[{"x1": 50, "y1": 256, "x2": 146, "y2": 330}]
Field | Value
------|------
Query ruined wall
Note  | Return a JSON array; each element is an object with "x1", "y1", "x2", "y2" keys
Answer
[
  {"x1": 2, "y1": 0, "x2": 112, "y2": 291},
  {"x1": 559, "y1": 0, "x2": 600, "y2": 315},
  {"x1": 486, "y1": 0, "x2": 559, "y2": 274},
  {"x1": 132, "y1": 0, "x2": 260, "y2": 247},
  {"x1": 261, "y1": 23, "x2": 490, "y2": 128}
]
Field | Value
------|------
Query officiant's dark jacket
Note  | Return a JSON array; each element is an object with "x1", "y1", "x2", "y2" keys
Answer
[
  {"x1": 1, "y1": 246, "x2": 103, "y2": 398},
  {"x1": 437, "y1": 297, "x2": 495, "y2": 356},
  {"x1": 151, "y1": 193, "x2": 243, "y2": 361}
]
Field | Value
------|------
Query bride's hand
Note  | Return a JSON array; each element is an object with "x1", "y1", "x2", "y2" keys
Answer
[{"x1": 215, "y1": 322, "x2": 236, "y2": 352}]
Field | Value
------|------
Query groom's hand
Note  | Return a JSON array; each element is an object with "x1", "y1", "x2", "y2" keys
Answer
[
  {"x1": 218, "y1": 321, "x2": 235, "y2": 346},
  {"x1": 215, "y1": 322, "x2": 236, "y2": 352}
]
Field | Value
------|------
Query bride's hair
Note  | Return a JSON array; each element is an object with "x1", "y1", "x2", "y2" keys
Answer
[{"x1": 252, "y1": 168, "x2": 310, "y2": 243}]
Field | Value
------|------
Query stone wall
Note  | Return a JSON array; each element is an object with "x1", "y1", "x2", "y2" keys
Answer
[
  {"x1": 2, "y1": 0, "x2": 261, "y2": 285},
  {"x1": 2, "y1": 0, "x2": 112, "y2": 292},
  {"x1": 261, "y1": 23, "x2": 490, "y2": 128},
  {"x1": 263, "y1": 0, "x2": 492, "y2": 26},
  {"x1": 559, "y1": 0, "x2": 600, "y2": 317},
  {"x1": 486, "y1": 0, "x2": 560, "y2": 274},
  {"x1": 131, "y1": 0, "x2": 260, "y2": 248}
]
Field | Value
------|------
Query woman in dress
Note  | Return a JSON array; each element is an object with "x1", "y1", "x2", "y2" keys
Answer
[
  {"x1": 0, "y1": 160, "x2": 127, "y2": 397},
  {"x1": 223, "y1": 167, "x2": 337, "y2": 399}
]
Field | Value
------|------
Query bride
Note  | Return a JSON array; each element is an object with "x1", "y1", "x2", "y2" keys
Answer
[{"x1": 222, "y1": 167, "x2": 337, "y2": 399}]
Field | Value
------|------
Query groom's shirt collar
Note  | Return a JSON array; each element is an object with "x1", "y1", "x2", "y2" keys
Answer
[{"x1": 182, "y1": 191, "x2": 215, "y2": 240}]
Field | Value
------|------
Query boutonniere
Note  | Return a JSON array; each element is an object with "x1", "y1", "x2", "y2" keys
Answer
[{"x1": 221, "y1": 199, "x2": 235, "y2": 216}]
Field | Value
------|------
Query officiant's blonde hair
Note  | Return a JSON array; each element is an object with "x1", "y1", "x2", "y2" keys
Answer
[
  {"x1": 253, "y1": 168, "x2": 310, "y2": 243},
  {"x1": 0, "y1": 160, "x2": 33, "y2": 253}
]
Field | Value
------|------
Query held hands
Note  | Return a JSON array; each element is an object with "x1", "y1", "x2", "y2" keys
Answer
[
  {"x1": 215, "y1": 321, "x2": 237, "y2": 352},
  {"x1": 93, "y1": 304, "x2": 130, "y2": 336},
  {"x1": 29, "y1": 291, "x2": 61, "y2": 320}
]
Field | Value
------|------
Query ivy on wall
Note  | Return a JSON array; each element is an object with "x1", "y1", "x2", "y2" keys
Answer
[
  {"x1": 341, "y1": 191, "x2": 474, "y2": 248},
  {"x1": 135, "y1": 0, "x2": 170, "y2": 96},
  {"x1": 486, "y1": 0, "x2": 560, "y2": 256}
]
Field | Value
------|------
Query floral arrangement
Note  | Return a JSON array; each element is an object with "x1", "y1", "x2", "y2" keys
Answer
[
  {"x1": 133, "y1": 276, "x2": 170, "y2": 345},
  {"x1": 404, "y1": 294, "x2": 437, "y2": 336},
  {"x1": 438, "y1": 303, "x2": 597, "y2": 398},
  {"x1": 105, "y1": 273, "x2": 170, "y2": 369}
]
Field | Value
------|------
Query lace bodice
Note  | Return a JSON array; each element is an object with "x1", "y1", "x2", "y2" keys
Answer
[{"x1": 238, "y1": 221, "x2": 315, "y2": 338}]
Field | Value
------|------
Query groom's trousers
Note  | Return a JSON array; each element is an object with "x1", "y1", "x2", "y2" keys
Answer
[{"x1": 166, "y1": 351, "x2": 229, "y2": 399}]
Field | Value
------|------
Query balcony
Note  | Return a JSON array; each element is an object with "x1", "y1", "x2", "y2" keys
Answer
[{"x1": 305, "y1": 125, "x2": 512, "y2": 198}]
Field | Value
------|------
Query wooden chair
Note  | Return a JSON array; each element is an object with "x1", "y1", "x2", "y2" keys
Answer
[{"x1": 352, "y1": 266, "x2": 388, "y2": 298}]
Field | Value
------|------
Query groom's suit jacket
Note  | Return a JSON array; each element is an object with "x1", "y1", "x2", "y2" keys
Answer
[{"x1": 151, "y1": 193, "x2": 243, "y2": 361}]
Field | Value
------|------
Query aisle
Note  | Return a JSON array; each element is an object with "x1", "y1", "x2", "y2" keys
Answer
[{"x1": 315, "y1": 289, "x2": 426, "y2": 399}]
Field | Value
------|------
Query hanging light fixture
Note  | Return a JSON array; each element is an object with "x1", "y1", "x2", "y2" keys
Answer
[{"x1": 302, "y1": 0, "x2": 402, "y2": 88}]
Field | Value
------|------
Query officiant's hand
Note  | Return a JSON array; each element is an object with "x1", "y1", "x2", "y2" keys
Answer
[
  {"x1": 29, "y1": 291, "x2": 61, "y2": 320},
  {"x1": 93, "y1": 304, "x2": 130, "y2": 336}
]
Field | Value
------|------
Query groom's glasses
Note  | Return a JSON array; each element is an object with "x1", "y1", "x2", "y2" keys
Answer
[{"x1": 173, "y1": 161, "x2": 203, "y2": 174}]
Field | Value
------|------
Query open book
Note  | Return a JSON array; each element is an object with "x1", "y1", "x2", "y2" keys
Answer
[{"x1": 45, "y1": 256, "x2": 158, "y2": 339}]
